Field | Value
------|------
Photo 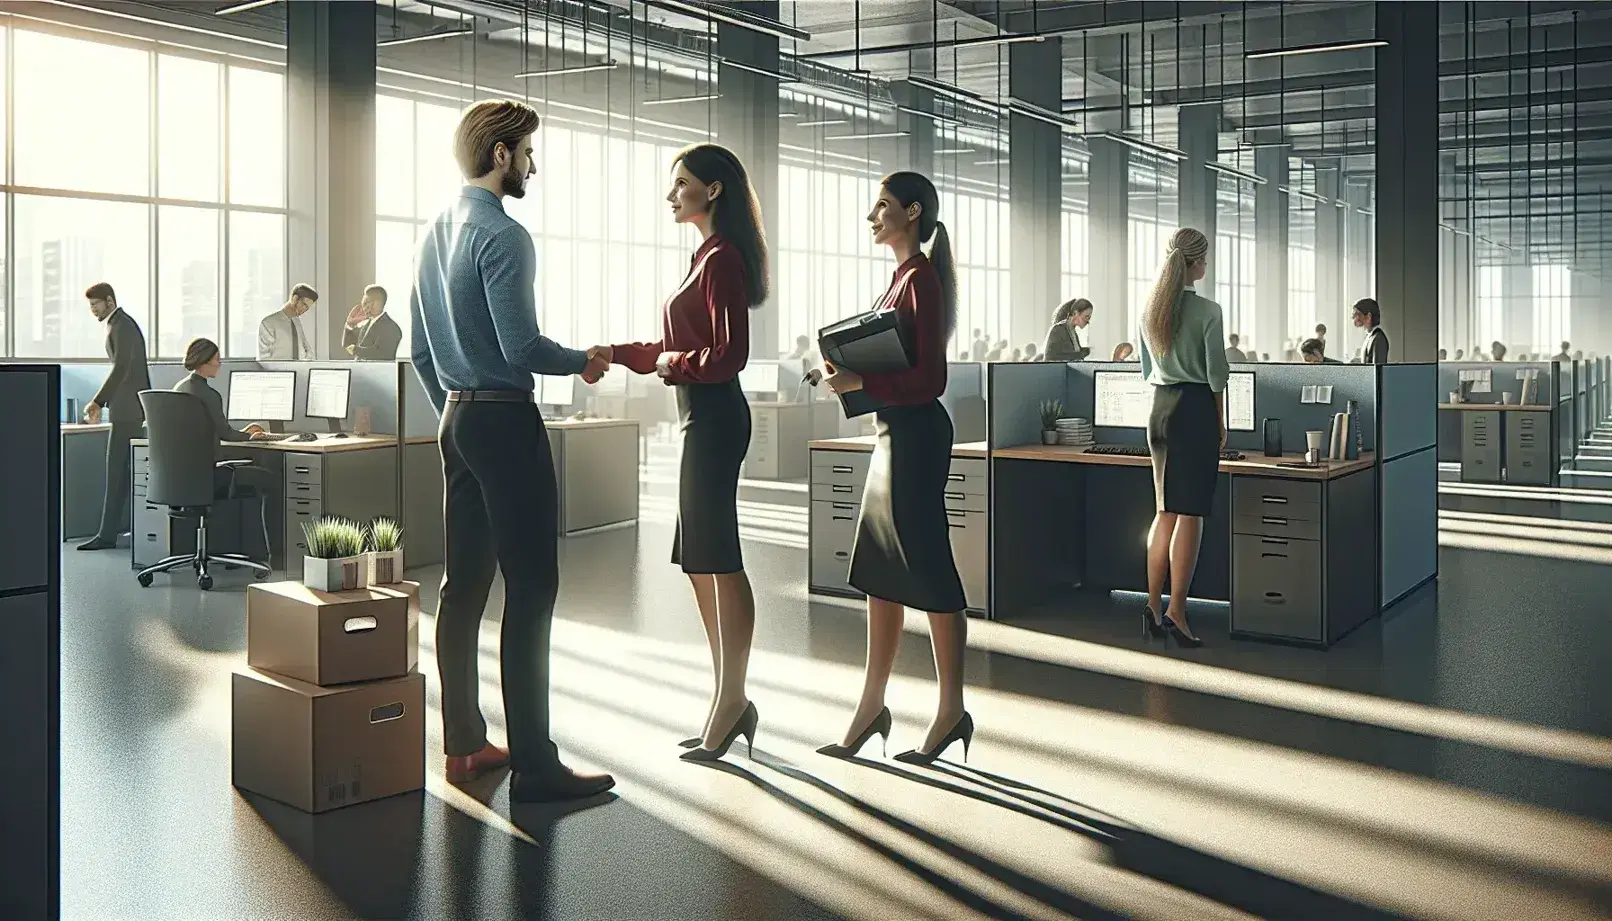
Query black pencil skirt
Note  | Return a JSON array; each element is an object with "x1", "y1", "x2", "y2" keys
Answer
[
  {"x1": 671, "y1": 379, "x2": 751, "y2": 574},
  {"x1": 848, "y1": 400, "x2": 967, "y2": 614},
  {"x1": 1146, "y1": 382, "x2": 1221, "y2": 518}
]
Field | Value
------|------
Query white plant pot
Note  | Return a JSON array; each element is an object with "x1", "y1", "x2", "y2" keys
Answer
[
  {"x1": 1041, "y1": 430, "x2": 1059, "y2": 445},
  {"x1": 367, "y1": 549, "x2": 403, "y2": 585},
  {"x1": 303, "y1": 554, "x2": 369, "y2": 593}
]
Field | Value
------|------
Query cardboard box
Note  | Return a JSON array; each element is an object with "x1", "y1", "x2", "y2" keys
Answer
[
  {"x1": 232, "y1": 667, "x2": 425, "y2": 813},
  {"x1": 247, "y1": 581, "x2": 419, "y2": 686}
]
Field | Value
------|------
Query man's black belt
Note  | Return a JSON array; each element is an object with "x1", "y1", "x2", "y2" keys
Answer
[{"x1": 446, "y1": 390, "x2": 533, "y2": 403}]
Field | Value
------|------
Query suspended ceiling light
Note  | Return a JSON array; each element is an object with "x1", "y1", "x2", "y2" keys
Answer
[
  {"x1": 797, "y1": 119, "x2": 848, "y2": 128},
  {"x1": 642, "y1": 93, "x2": 722, "y2": 106},
  {"x1": 897, "y1": 105, "x2": 962, "y2": 127},
  {"x1": 1007, "y1": 99, "x2": 1079, "y2": 130},
  {"x1": 1358, "y1": 207, "x2": 1375, "y2": 216},
  {"x1": 975, "y1": 158, "x2": 1008, "y2": 166},
  {"x1": 647, "y1": 0, "x2": 810, "y2": 42},
  {"x1": 1091, "y1": 131, "x2": 1186, "y2": 161},
  {"x1": 1205, "y1": 161, "x2": 1267, "y2": 185},
  {"x1": 935, "y1": 148, "x2": 976, "y2": 155},
  {"x1": 1439, "y1": 222, "x2": 1473, "y2": 236},
  {"x1": 514, "y1": 61, "x2": 619, "y2": 79},
  {"x1": 825, "y1": 131, "x2": 911, "y2": 142},
  {"x1": 214, "y1": 0, "x2": 277, "y2": 14},
  {"x1": 378, "y1": 25, "x2": 474, "y2": 48},
  {"x1": 721, "y1": 58, "x2": 799, "y2": 82},
  {"x1": 905, "y1": 75, "x2": 982, "y2": 103},
  {"x1": 1245, "y1": 38, "x2": 1388, "y2": 60}
]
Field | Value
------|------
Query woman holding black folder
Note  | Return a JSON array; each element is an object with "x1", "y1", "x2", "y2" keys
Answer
[
  {"x1": 811, "y1": 171, "x2": 972, "y2": 765},
  {"x1": 609, "y1": 144, "x2": 769, "y2": 762}
]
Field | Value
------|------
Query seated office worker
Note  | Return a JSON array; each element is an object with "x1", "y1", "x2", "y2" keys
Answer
[
  {"x1": 609, "y1": 143, "x2": 769, "y2": 762},
  {"x1": 1353, "y1": 297, "x2": 1390, "y2": 364},
  {"x1": 79, "y1": 282, "x2": 152, "y2": 551},
  {"x1": 1136, "y1": 228, "x2": 1227, "y2": 649},
  {"x1": 409, "y1": 99, "x2": 614, "y2": 804},
  {"x1": 258, "y1": 284, "x2": 318, "y2": 360},
  {"x1": 1300, "y1": 338, "x2": 1342, "y2": 364},
  {"x1": 343, "y1": 285, "x2": 404, "y2": 361},
  {"x1": 815, "y1": 171, "x2": 974, "y2": 765},
  {"x1": 174, "y1": 337, "x2": 276, "y2": 494},
  {"x1": 1043, "y1": 298, "x2": 1093, "y2": 362}
]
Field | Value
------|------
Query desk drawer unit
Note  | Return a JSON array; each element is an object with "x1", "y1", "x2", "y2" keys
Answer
[
  {"x1": 133, "y1": 499, "x2": 173, "y2": 568},
  {"x1": 1505, "y1": 412, "x2": 1552, "y2": 486},
  {"x1": 284, "y1": 454, "x2": 323, "y2": 487},
  {"x1": 809, "y1": 501, "x2": 859, "y2": 594},
  {"x1": 945, "y1": 458, "x2": 988, "y2": 496},
  {"x1": 811, "y1": 451, "x2": 871, "y2": 486},
  {"x1": 1231, "y1": 535, "x2": 1322, "y2": 642},
  {"x1": 1461, "y1": 411, "x2": 1502, "y2": 483},
  {"x1": 946, "y1": 508, "x2": 987, "y2": 612},
  {"x1": 1231, "y1": 478, "x2": 1320, "y2": 520}
]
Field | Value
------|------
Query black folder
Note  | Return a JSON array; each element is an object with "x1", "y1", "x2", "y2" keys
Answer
[{"x1": 817, "y1": 309, "x2": 913, "y2": 375}]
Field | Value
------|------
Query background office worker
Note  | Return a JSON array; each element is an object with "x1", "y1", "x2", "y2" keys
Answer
[
  {"x1": 174, "y1": 337, "x2": 277, "y2": 504},
  {"x1": 410, "y1": 98, "x2": 613, "y2": 803},
  {"x1": 1043, "y1": 298, "x2": 1093, "y2": 362},
  {"x1": 79, "y1": 282, "x2": 152, "y2": 551},
  {"x1": 1137, "y1": 228, "x2": 1227, "y2": 649},
  {"x1": 609, "y1": 143, "x2": 769, "y2": 762},
  {"x1": 343, "y1": 285, "x2": 403, "y2": 361},
  {"x1": 1354, "y1": 298, "x2": 1390, "y2": 364},
  {"x1": 814, "y1": 171, "x2": 972, "y2": 765},
  {"x1": 258, "y1": 283, "x2": 318, "y2": 360}
]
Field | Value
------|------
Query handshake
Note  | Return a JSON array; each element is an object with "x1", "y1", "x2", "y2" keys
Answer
[{"x1": 581, "y1": 345, "x2": 612, "y2": 384}]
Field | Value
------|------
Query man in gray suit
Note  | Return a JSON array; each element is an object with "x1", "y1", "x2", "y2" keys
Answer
[
  {"x1": 80, "y1": 282, "x2": 152, "y2": 551},
  {"x1": 342, "y1": 284, "x2": 403, "y2": 361},
  {"x1": 257, "y1": 283, "x2": 318, "y2": 359}
]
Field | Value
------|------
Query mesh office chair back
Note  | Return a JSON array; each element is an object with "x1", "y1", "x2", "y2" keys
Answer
[{"x1": 137, "y1": 391, "x2": 217, "y2": 510}]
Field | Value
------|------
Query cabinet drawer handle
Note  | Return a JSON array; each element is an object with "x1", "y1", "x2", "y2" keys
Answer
[
  {"x1": 1263, "y1": 592, "x2": 1286, "y2": 603},
  {"x1": 831, "y1": 465, "x2": 853, "y2": 474},
  {"x1": 831, "y1": 515, "x2": 854, "y2": 521},
  {"x1": 1259, "y1": 496, "x2": 1288, "y2": 504},
  {"x1": 947, "y1": 522, "x2": 965, "y2": 529},
  {"x1": 834, "y1": 551, "x2": 849, "y2": 559},
  {"x1": 832, "y1": 503, "x2": 855, "y2": 510},
  {"x1": 1260, "y1": 517, "x2": 1288, "y2": 525},
  {"x1": 947, "y1": 473, "x2": 966, "y2": 481},
  {"x1": 293, "y1": 466, "x2": 313, "y2": 475},
  {"x1": 944, "y1": 491, "x2": 965, "y2": 501},
  {"x1": 1260, "y1": 552, "x2": 1287, "y2": 559},
  {"x1": 945, "y1": 509, "x2": 966, "y2": 518},
  {"x1": 832, "y1": 485, "x2": 852, "y2": 493}
]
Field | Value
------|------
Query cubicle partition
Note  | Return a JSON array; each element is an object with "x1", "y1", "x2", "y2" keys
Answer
[
  {"x1": 1436, "y1": 361, "x2": 1563, "y2": 484},
  {"x1": 257, "y1": 360, "x2": 401, "y2": 435},
  {"x1": 939, "y1": 361, "x2": 988, "y2": 443},
  {"x1": 1378, "y1": 364, "x2": 1439, "y2": 607}
]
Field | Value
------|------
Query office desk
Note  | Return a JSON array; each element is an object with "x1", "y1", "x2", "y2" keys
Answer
[
  {"x1": 992, "y1": 445, "x2": 1378, "y2": 647},
  {"x1": 806, "y1": 436, "x2": 989, "y2": 614},
  {"x1": 130, "y1": 435, "x2": 400, "y2": 571},
  {"x1": 61, "y1": 422, "x2": 114, "y2": 540},
  {"x1": 1438, "y1": 403, "x2": 1554, "y2": 485}
]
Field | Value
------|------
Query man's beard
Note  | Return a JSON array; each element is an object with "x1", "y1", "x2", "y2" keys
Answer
[{"x1": 501, "y1": 161, "x2": 527, "y2": 199}]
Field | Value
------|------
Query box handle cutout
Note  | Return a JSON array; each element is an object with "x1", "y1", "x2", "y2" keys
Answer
[
  {"x1": 344, "y1": 616, "x2": 379, "y2": 633},
  {"x1": 370, "y1": 702, "x2": 405, "y2": 723}
]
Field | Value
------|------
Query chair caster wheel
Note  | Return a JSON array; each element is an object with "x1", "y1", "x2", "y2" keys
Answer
[
  {"x1": 253, "y1": 569, "x2": 270, "y2": 580},
  {"x1": 137, "y1": 573, "x2": 153, "y2": 588},
  {"x1": 198, "y1": 575, "x2": 214, "y2": 590}
]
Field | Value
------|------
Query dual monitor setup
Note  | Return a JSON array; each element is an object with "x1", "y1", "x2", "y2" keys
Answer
[
  {"x1": 227, "y1": 369, "x2": 351, "y2": 425},
  {"x1": 1094, "y1": 369, "x2": 1257, "y2": 431}
]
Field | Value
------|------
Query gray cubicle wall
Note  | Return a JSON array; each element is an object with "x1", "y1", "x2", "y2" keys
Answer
[
  {"x1": 1064, "y1": 361, "x2": 1378, "y2": 454},
  {"x1": 0, "y1": 363, "x2": 60, "y2": 920},
  {"x1": 986, "y1": 361, "x2": 1070, "y2": 448},
  {"x1": 1378, "y1": 363, "x2": 1438, "y2": 607},
  {"x1": 257, "y1": 360, "x2": 400, "y2": 434},
  {"x1": 940, "y1": 361, "x2": 987, "y2": 443},
  {"x1": 1436, "y1": 360, "x2": 1556, "y2": 405}
]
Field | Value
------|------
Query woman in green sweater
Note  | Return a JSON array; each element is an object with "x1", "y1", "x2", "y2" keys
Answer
[{"x1": 1136, "y1": 228, "x2": 1228, "y2": 649}]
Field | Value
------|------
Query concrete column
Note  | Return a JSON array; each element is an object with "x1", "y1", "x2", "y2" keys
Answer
[
  {"x1": 1374, "y1": 1, "x2": 1439, "y2": 362},
  {"x1": 1087, "y1": 137, "x2": 1129, "y2": 353},
  {"x1": 1254, "y1": 146, "x2": 1289, "y2": 359},
  {"x1": 1007, "y1": 40, "x2": 1062, "y2": 351},
  {"x1": 714, "y1": 13, "x2": 780, "y2": 356},
  {"x1": 1177, "y1": 105, "x2": 1220, "y2": 300},
  {"x1": 1503, "y1": 263, "x2": 1532, "y2": 354},
  {"x1": 1316, "y1": 169, "x2": 1345, "y2": 340},
  {"x1": 287, "y1": 0, "x2": 376, "y2": 359}
]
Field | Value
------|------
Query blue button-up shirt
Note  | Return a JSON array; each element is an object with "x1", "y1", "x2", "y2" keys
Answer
[{"x1": 410, "y1": 185, "x2": 586, "y2": 415}]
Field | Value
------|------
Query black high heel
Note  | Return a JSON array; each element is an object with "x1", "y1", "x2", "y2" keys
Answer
[
  {"x1": 680, "y1": 702, "x2": 759, "y2": 762},
  {"x1": 1165, "y1": 617, "x2": 1204, "y2": 648},
  {"x1": 893, "y1": 712, "x2": 974, "y2": 766},
  {"x1": 816, "y1": 707, "x2": 893, "y2": 759},
  {"x1": 1142, "y1": 605, "x2": 1167, "y2": 639}
]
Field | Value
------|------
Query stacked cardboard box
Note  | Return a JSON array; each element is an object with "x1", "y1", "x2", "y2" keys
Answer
[{"x1": 232, "y1": 581, "x2": 425, "y2": 813}]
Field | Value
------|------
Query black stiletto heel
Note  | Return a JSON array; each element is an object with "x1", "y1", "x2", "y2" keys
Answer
[
  {"x1": 893, "y1": 712, "x2": 974, "y2": 766},
  {"x1": 1142, "y1": 606, "x2": 1167, "y2": 639},
  {"x1": 816, "y1": 707, "x2": 893, "y2": 759},
  {"x1": 1165, "y1": 618, "x2": 1204, "y2": 648},
  {"x1": 680, "y1": 702, "x2": 759, "y2": 762}
]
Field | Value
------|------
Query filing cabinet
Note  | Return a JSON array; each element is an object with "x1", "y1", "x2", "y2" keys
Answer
[
  {"x1": 745, "y1": 402, "x2": 812, "y2": 480},
  {"x1": 1460, "y1": 411, "x2": 1502, "y2": 483},
  {"x1": 1504, "y1": 410, "x2": 1553, "y2": 486},
  {"x1": 279, "y1": 451, "x2": 397, "y2": 566}
]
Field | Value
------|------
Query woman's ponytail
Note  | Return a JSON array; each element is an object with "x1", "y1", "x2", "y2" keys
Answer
[{"x1": 928, "y1": 220, "x2": 957, "y2": 337}]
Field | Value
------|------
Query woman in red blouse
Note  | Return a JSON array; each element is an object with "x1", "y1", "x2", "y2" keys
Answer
[
  {"x1": 608, "y1": 144, "x2": 770, "y2": 762},
  {"x1": 815, "y1": 171, "x2": 972, "y2": 765}
]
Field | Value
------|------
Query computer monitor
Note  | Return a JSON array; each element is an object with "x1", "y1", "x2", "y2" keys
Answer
[
  {"x1": 304, "y1": 367, "x2": 352, "y2": 420},
  {"x1": 1093, "y1": 370, "x2": 1153, "y2": 428},
  {"x1": 739, "y1": 361, "x2": 784, "y2": 394},
  {"x1": 1223, "y1": 371, "x2": 1256, "y2": 432},
  {"x1": 539, "y1": 373, "x2": 575, "y2": 407},
  {"x1": 227, "y1": 370, "x2": 296, "y2": 422}
]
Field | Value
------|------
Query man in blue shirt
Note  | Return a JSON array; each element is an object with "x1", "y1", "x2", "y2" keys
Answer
[{"x1": 410, "y1": 99, "x2": 614, "y2": 803}]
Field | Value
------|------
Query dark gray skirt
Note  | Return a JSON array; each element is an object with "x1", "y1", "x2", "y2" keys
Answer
[
  {"x1": 671, "y1": 379, "x2": 750, "y2": 574},
  {"x1": 1147, "y1": 382, "x2": 1220, "y2": 517},
  {"x1": 849, "y1": 400, "x2": 966, "y2": 613}
]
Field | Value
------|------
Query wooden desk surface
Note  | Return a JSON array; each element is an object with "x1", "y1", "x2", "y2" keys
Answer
[
  {"x1": 545, "y1": 417, "x2": 640, "y2": 432},
  {"x1": 992, "y1": 443, "x2": 1376, "y2": 480},
  {"x1": 61, "y1": 423, "x2": 111, "y2": 434},
  {"x1": 808, "y1": 435, "x2": 988, "y2": 458},
  {"x1": 1438, "y1": 403, "x2": 1553, "y2": 412},
  {"x1": 131, "y1": 434, "x2": 398, "y2": 454}
]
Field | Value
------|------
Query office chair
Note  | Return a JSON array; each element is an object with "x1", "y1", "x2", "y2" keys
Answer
[{"x1": 134, "y1": 390, "x2": 273, "y2": 591}]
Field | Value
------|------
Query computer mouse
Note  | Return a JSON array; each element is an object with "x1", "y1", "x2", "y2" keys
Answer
[{"x1": 332, "y1": 432, "x2": 349, "y2": 438}]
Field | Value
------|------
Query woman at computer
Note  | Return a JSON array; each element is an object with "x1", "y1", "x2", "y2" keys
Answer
[
  {"x1": 175, "y1": 337, "x2": 274, "y2": 490},
  {"x1": 1136, "y1": 228, "x2": 1227, "y2": 649},
  {"x1": 811, "y1": 171, "x2": 972, "y2": 765},
  {"x1": 1043, "y1": 298, "x2": 1093, "y2": 362},
  {"x1": 607, "y1": 143, "x2": 769, "y2": 762}
]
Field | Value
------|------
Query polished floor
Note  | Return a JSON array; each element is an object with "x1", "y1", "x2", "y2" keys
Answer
[{"x1": 60, "y1": 466, "x2": 1612, "y2": 920}]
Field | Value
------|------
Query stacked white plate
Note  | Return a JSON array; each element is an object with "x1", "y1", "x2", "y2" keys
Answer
[{"x1": 1054, "y1": 417, "x2": 1093, "y2": 447}]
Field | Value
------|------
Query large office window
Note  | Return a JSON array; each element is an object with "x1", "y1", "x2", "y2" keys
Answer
[
  {"x1": 1127, "y1": 217, "x2": 1173, "y2": 344},
  {"x1": 1061, "y1": 208, "x2": 1089, "y2": 307},
  {"x1": 0, "y1": 23, "x2": 286, "y2": 359},
  {"x1": 942, "y1": 188, "x2": 1011, "y2": 350},
  {"x1": 776, "y1": 164, "x2": 883, "y2": 357},
  {"x1": 1533, "y1": 264, "x2": 1571, "y2": 353},
  {"x1": 1476, "y1": 265, "x2": 1505, "y2": 352},
  {"x1": 1287, "y1": 245, "x2": 1317, "y2": 349}
]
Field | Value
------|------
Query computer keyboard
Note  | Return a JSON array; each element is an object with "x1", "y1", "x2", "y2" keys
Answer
[
  {"x1": 1084, "y1": 444, "x2": 1245, "y2": 461},
  {"x1": 291, "y1": 432, "x2": 318, "y2": 442}
]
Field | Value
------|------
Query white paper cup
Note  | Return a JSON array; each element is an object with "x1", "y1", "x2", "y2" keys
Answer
[{"x1": 1305, "y1": 430, "x2": 1325, "y2": 452}]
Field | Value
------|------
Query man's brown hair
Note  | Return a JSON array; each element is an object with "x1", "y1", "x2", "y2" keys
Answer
[
  {"x1": 453, "y1": 100, "x2": 540, "y2": 180},
  {"x1": 364, "y1": 284, "x2": 388, "y2": 307},
  {"x1": 84, "y1": 282, "x2": 116, "y2": 303},
  {"x1": 290, "y1": 283, "x2": 319, "y2": 302}
]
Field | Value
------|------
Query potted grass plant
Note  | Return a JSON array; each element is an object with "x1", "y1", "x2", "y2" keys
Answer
[
  {"x1": 301, "y1": 517, "x2": 369, "y2": 592},
  {"x1": 366, "y1": 517, "x2": 404, "y2": 585},
  {"x1": 1039, "y1": 399, "x2": 1064, "y2": 445}
]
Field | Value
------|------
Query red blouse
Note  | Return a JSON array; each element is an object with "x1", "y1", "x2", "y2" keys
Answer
[
  {"x1": 612, "y1": 234, "x2": 750, "y2": 385},
  {"x1": 860, "y1": 253, "x2": 947, "y2": 406}
]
